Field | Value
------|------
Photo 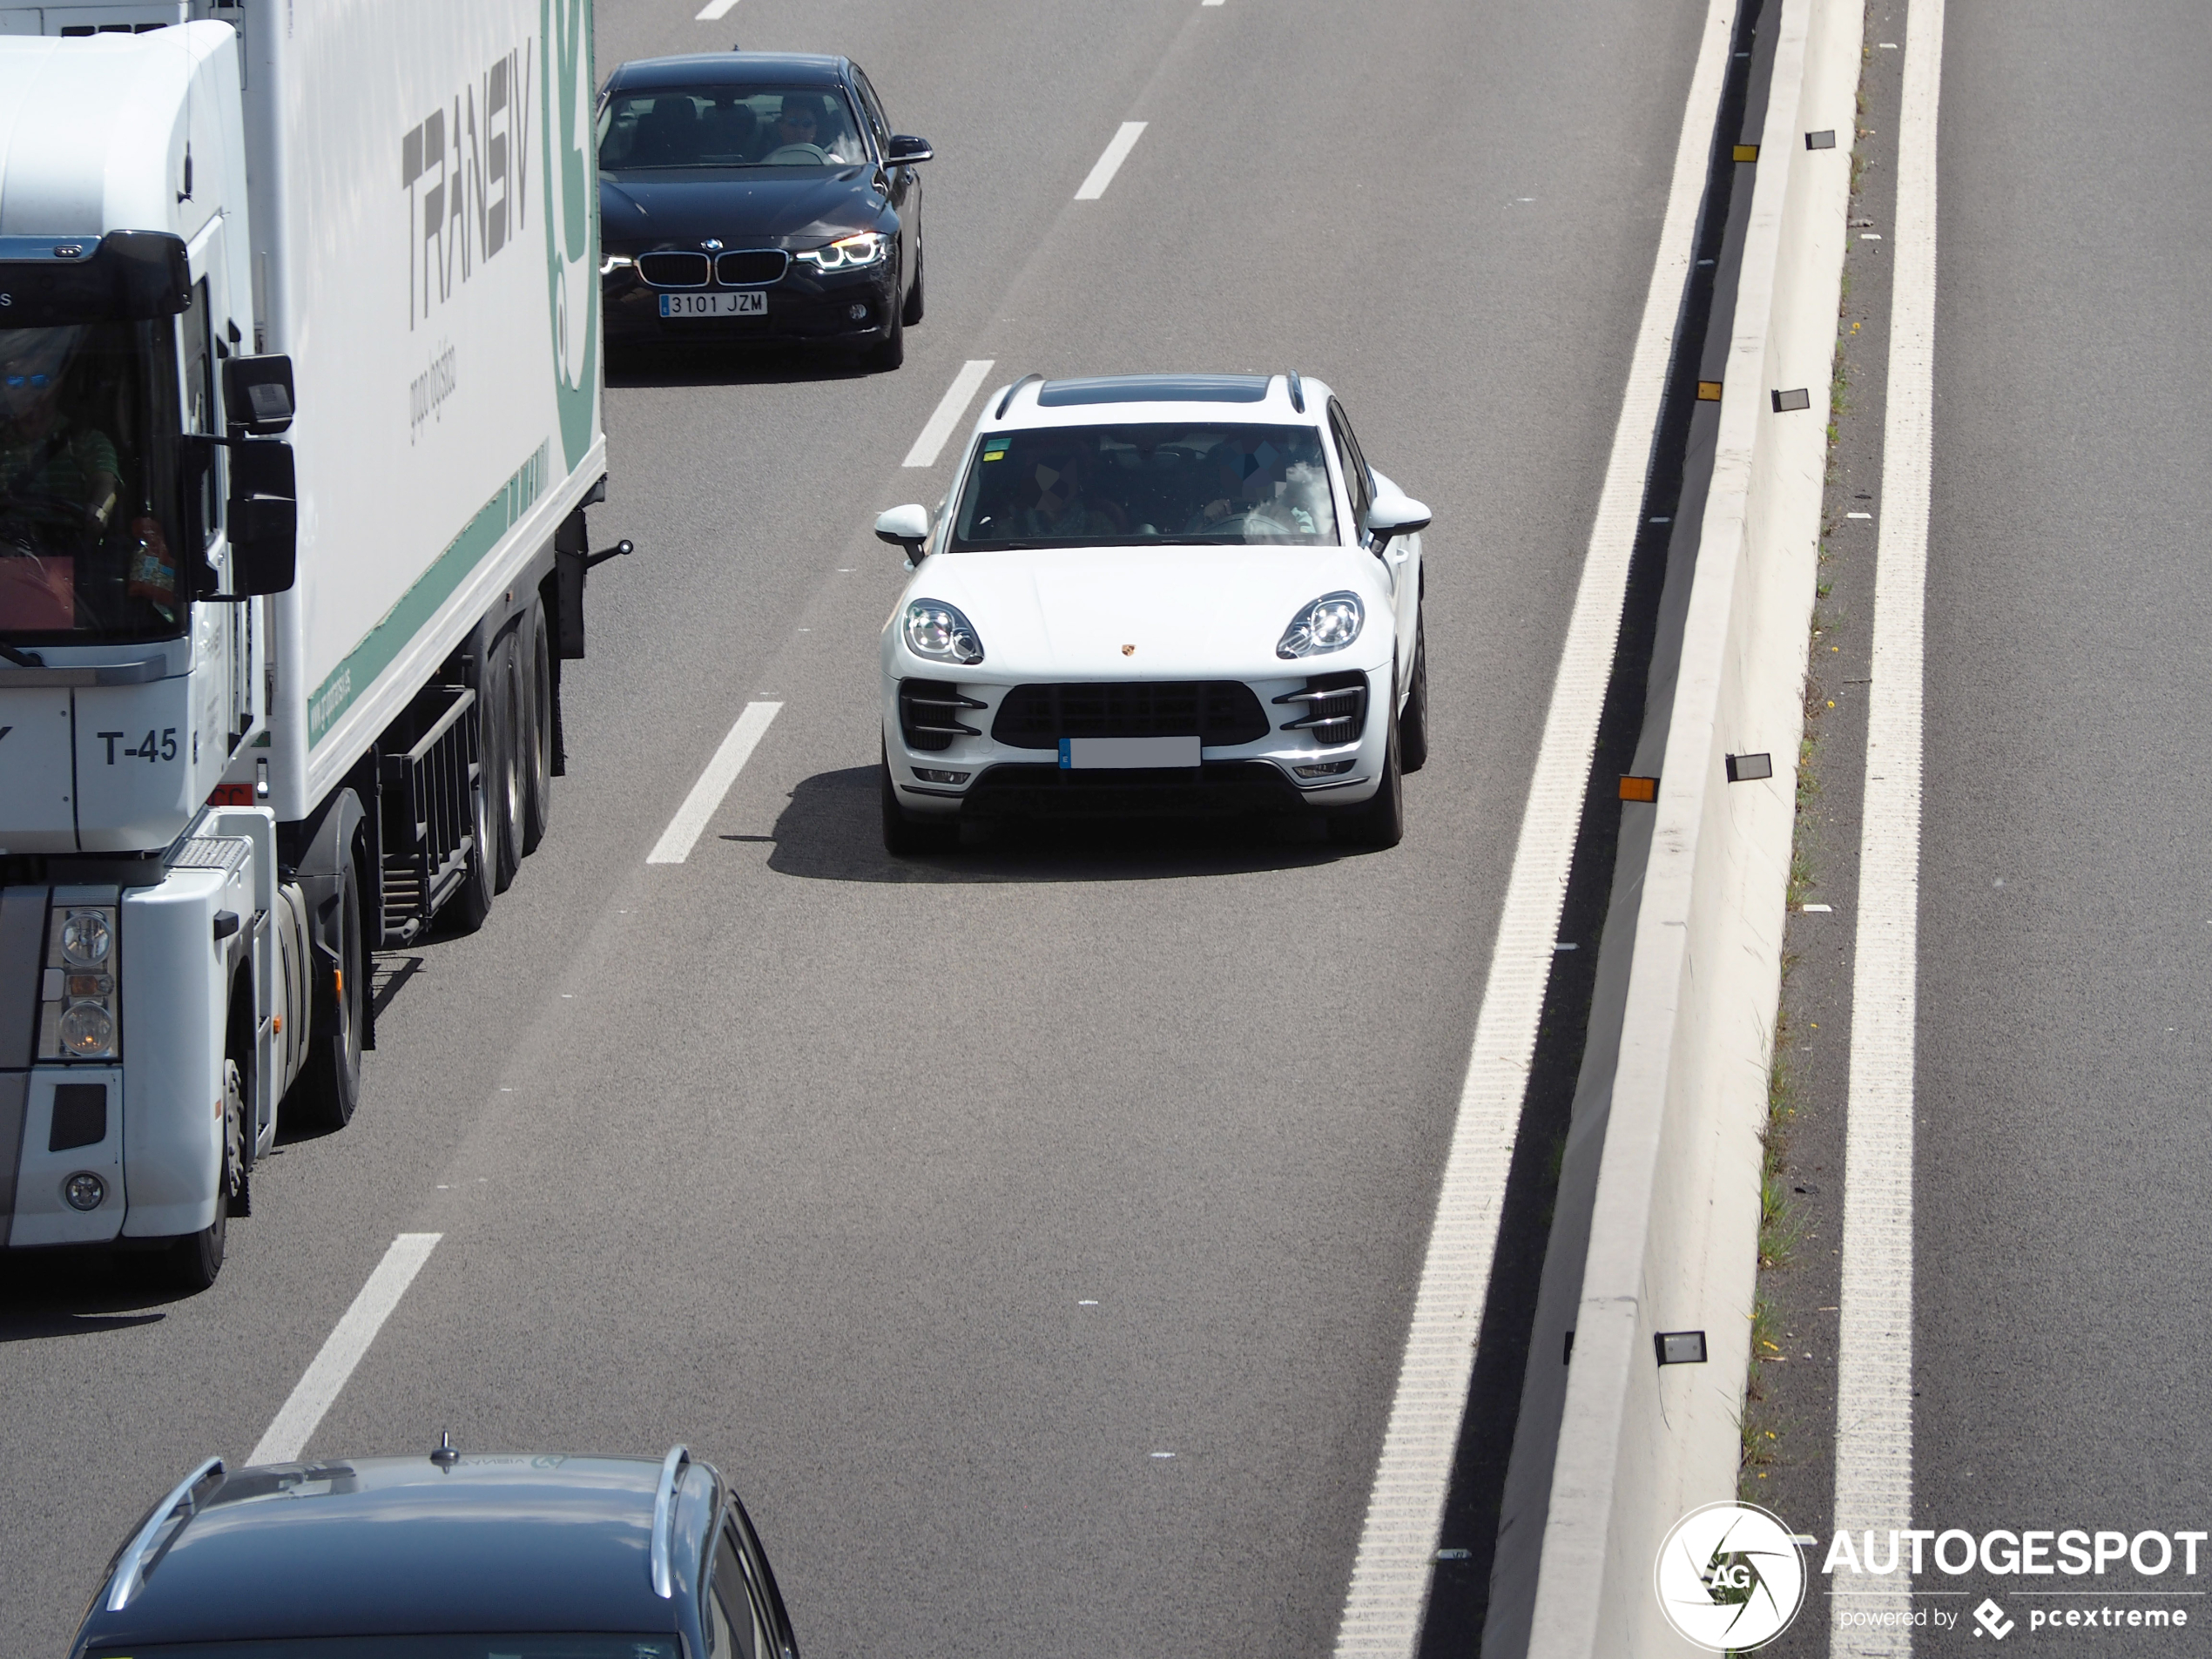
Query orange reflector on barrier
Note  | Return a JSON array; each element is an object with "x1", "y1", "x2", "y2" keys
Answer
[
  {"x1": 1619, "y1": 776, "x2": 1659, "y2": 803},
  {"x1": 1696, "y1": 381, "x2": 1723, "y2": 401}
]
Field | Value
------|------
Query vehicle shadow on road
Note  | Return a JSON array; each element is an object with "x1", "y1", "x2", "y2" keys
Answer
[
  {"x1": 605, "y1": 344, "x2": 881, "y2": 390},
  {"x1": 747, "y1": 765, "x2": 1352, "y2": 883},
  {"x1": 0, "y1": 1250, "x2": 183, "y2": 1337}
]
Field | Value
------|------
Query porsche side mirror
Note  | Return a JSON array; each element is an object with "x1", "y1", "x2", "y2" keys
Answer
[
  {"x1": 876, "y1": 502, "x2": 930, "y2": 560},
  {"x1": 1366, "y1": 491, "x2": 1431, "y2": 556}
]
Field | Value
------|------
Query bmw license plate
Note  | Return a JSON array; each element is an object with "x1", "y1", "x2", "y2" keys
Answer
[
  {"x1": 1058, "y1": 736, "x2": 1201, "y2": 770},
  {"x1": 659, "y1": 292, "x2": 765, "y2": 318}
]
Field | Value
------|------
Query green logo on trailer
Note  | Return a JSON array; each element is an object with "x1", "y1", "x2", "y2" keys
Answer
[{"x1": 542, "y1": 0, "x2": 597, "y2": 471}]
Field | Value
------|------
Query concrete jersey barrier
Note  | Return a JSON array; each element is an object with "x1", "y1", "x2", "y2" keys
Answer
[{"x1": 1520, "y1": 0, "x2": 1863, "y2": 1651}]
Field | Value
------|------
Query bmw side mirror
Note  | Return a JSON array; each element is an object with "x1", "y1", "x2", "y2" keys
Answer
[
  {"x1": 1365, "y1": 491, "x2": 1431, "y2": 556},
  {"x1": 886, "y1": 134, "x2": 934, "y2": 165},
  {"x1": 876, "y1": 502, "x2": 930, "y2": 561}
]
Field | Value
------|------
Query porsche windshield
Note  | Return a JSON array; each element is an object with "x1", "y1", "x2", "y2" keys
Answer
[
  {"x1": 598, "y1": 85, "x2": 870, "y2": 169},
  {"x1": 951, "y1": 424, "x2": 1339, "y2": 550},
  {"x1": 0, "y1": 318, "x2": 187, "y2": 643}
]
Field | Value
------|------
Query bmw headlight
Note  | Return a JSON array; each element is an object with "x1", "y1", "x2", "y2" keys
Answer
[
  {"x1": 797, "y1": 232, "x2": 889, "y2": 272},
  {"x1": 904, "y1": 599, "x2": 985, "y2": 665},
  {"x1": 1277, "y1": 591, "x2": 1365, "y2": 658},
  {"x1": 599, "y1": 253, "x2": 635, "y2": 276}
]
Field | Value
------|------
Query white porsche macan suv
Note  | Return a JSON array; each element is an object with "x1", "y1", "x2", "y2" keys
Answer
[{"x1": 874, "y1": 372, "x2": 1430, "y2": 853}]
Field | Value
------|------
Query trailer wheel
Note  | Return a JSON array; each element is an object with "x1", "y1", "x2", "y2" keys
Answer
[
  {"x1": 522, "y1": 602, "x2": 553, "y2": 853},
  {"x1": 293, "y1": 846, "x2": 365, "y2": 1130},
  {"x1": 163, "y1": 1058, "x2": 241, "y2": 1292},
  {"x1": 490, "y1": 630, "x2": 525, "y2": 893},
  {"x1": 450, "y1": 688, "x2": 497, "y2": 934}
]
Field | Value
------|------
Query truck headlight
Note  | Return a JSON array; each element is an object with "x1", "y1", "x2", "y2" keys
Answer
[
  {"x1": 60, "y1": 910, "x2": 111, "y2": 967},
  {"x1": 41, "y1": 905, "x2": 119, "y2": 1061},
  {"x1": 59, "y1": 1003, "x2": 116, "y2": 1057}
]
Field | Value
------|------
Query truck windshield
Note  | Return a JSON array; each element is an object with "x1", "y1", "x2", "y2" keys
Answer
[
  {"x1": 86, "y1": 1641, "x2": 680, "y2": 1658},
  {"x1": 0, "y1": 317, "x2": 185, "y2": 644}
]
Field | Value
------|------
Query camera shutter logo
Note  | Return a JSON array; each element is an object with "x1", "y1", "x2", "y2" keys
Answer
[{"x1": 1653, "y1": 1502, "x2": 1807, "y2": 1651}]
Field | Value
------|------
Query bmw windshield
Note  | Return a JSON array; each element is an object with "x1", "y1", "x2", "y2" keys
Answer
[
  {"x1": 950, "y1": 423, "x2": 1340, "y2": 551},
  {"x1": 598, "y1": 85, "x2": 871, "y2": 169}
]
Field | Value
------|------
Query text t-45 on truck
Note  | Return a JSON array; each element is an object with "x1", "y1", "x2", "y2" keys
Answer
[{"x1": 0, "y1": 0, "x2": 624, "y2": 1288}]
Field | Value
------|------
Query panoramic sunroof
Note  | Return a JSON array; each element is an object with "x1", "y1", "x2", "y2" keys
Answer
[{"x1": 1035, "y1": 374, "x2": 1272, "y2": 407}]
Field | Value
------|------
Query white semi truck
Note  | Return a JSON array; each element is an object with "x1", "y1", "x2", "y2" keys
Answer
[{"x1": 0, "y1": 0, "x2": 623, "y2": 1287}]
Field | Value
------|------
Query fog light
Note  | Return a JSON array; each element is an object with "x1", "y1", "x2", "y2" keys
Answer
[
  {"x1": 847, "y1": 301, "x2": 870, "y2": 321},
  {"x1": 1294, "y1": 759, "x2": 1358, "y2": 779},
  {"x1": 64, "y1": 1171, "x2": 105, "y2": 1211},
  {"x1": 58, "y1": 1002, "x2": 116, "y2": 1056},
  {"x1": 914, "y1": 768, "x2": 970, "y2": 785}
]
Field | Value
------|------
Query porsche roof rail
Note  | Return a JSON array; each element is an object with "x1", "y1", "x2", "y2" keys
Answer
[
  {"x1": 995, "y1": 373, "x2": 1044, "y2": 419},
  {"x1": 108, "y1": 1456, "x2": 224, "y2": 1611},
  {"x1": 649, "y1": 1445, "x2": 691, "y2": 1599},
  {"x1": 1285, "y1": 370, "x2": 1305, "y2": 413}
]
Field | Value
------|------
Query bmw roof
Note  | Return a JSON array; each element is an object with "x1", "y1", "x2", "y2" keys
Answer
[
  {"x1": 73, "y1": 1453, "x2": 718, "y2": 1651},
  {"x1": 603, "y1": 51, "x2": 852, "y2": 93}
]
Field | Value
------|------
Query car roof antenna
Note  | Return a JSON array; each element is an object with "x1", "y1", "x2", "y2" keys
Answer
[{"x1": 430, "y1": 1431, "x2": 460, "y2": 1471}]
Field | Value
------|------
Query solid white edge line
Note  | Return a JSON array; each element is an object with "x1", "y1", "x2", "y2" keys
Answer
[
  {"x1": 247, "y1": 1233, "x2": 443, "y2": 1466},
  {"x1": 695, "y1": 0, "x2": 739, "y2": 20},
  {"x1": 646, "y1": 701, "x2": 784, "y2": 865},
  {"x1": 1829, "y1": 0, "x2": 1940, "y2": 1654},
  {"x1": 1073, "y1": 121, "x2": 1147, "y2": 200},
  {"x1": 902, "y1": 359, "x2": 996, "y2": 469},
  {"x1": 1327, "y1": 3, "x2": 1735, "y2": 1654}
]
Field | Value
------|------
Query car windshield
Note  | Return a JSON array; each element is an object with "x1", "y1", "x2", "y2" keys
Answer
[
  {"x1": 951, "y1": 422, "x2": 1339, "y2": 551},
  {"x1": 0, "y1": 318, "x2": 187, "y2": 643},
  {"x1": 87, "y1": 1640, "x2": 679, "y2": 1658},
  {"x1": 598, "y1": 85, "x2": 869, "y2": 169}
]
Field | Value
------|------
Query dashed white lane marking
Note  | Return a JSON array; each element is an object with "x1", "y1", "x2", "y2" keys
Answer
[
  {"x1": 1831, "y1": 1, "x2": 1944, "y2": 1656},
  {"x1": 695, "y1": 0, "x2": 739, "y2": 19},
  {"x1": 903, "y1": 358, "x2": 996, "y2": 469},
  {"x1": 647, "y1": 702, "x2": 784, "y2": 865},
  {"x1": 1327, "y1": 1, "x2": 1736, "y2": 1653},
  {"x1": 1074, "y1": 121, "x2": 1147, "y2": 200},
  {"x1": 248, "y1": 1233, "x2": 442, "y2": 1465}
]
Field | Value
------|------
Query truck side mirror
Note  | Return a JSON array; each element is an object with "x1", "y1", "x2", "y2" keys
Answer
[
  {"x1": 222, "y1": 354, "x2": 296, "y2": 436},
  {"x1": 226, "y1": 439, "x2": 297, "y2": 595}
]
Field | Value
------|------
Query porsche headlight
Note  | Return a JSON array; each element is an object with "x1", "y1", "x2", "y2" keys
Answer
[
  {"x1": 904, "y1": 600, "x2": 985, "y2": 665},
  {"x1": 1277, "y1": 591, "x2": 1365, "y2": 658},
  {"x1": 798, "y1": 232, "x2": 889, "y2": 272}
]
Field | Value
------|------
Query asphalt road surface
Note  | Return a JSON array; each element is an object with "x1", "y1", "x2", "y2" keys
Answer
[
  {"x1": 0, "y1": 1, "x2": 1716, "y2": 1652},
  {"x1": 1912, "y1": 0, "x2": 2212, "y2": 1630}
]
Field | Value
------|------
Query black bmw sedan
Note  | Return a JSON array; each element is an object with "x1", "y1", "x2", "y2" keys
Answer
[{"x1": 598, "y1": 52, "x2": 931, "y2": 370}]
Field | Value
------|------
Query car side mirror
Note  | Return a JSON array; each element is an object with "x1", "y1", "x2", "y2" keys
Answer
[
  {"x1": 1365, "y1": 490, "x2": 1431, "y2": 556},
  {"x1": 886, "y1": 134, "x2": 934, "y2": 164},
  {"x1": 876, "y1": 502, "x2": 930, "y2": 561},
  {"x1": 221, "y1": 354, "x2": 295, "y2": 436}
]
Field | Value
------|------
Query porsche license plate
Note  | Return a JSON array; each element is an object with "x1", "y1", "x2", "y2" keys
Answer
[
  {"x1": 1058, "y1": 736, "x2": 1201, "y2": 770},
  {"x1": 659, "y1": 291, "x2": 765, "y2": 318}
]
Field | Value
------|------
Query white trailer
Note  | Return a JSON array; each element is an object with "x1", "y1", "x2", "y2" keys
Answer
[{"x1": 0, "y1": 0, "x2": 623, "y2": 1286}]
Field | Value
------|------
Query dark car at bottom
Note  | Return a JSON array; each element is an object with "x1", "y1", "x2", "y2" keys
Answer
[
  {"x1": 597, "y1": 52, "x2": 930, "y2": 371},
  {"x1": 68, "y1": 1445, "x2": 797, "y2": 1659}
]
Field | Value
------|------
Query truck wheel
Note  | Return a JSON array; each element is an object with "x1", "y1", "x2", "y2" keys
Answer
[
  {"x1": 522, "y1": 603, "x2": 553, "y2": 853},
  {"x1": 450, "y1": 704, "x2": 496, "y2": 934},
  {"x1": 294, "y1": 850, "x2": 365, "y2": 1130},
  {"x1": 490, "y1": 631, "x2": 525, "y2": 893},
  {"x1": 164, "y1": 1058, "x2": 241, "y2": 1292}
]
